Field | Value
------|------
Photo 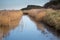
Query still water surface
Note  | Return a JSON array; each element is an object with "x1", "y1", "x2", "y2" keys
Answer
[{"x1": 0, "y1": 15, "x2": 60, "y2": 40}]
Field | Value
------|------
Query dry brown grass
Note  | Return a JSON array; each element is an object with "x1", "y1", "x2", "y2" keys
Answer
[
  {"x1": 43, "y1": 9, "x2": 60, "y2": 30},
  {"x1": 0, "y1": 10, "x2": 23, "y2": 27},
  {"x1": 22, "y1": 9, "x2": 60, "y2": 30},
  {"x1": 23, "y1": 9, "x2": 47, "y2": 21}
]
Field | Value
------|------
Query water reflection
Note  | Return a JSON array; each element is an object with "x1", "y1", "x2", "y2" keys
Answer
[
  {"x1": 0, "y1": 26, "x2": 18, "y2": 40},
  {"x1": 29, "y1": 15, "x2": 60, "y2": 39},
  {"x1": 0, "y1": 15, "x2": 60, "y2": 40},
  {"x1": 29, "y1": 16, "x2": 46, "y2": 32},
  {"x1": 0, "y1": 19, "x2": 21, "y2": 40}
]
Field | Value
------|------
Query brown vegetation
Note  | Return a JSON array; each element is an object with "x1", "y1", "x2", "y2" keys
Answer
[
  {"x1": 43, "y1": 9, "x2": 60, "y2": 30},
  {"x1": 0, "y1": 10, "x2": 23, "y2": 27},
  {"x1": 23, "y1": 9, "x2": 46, "y2": 21},
  {"x1": 22, "y1": 9, "x2": 60, "y2": 30}
]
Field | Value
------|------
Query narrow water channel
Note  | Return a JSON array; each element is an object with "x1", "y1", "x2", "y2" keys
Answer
[{"x1": 1, "y1": 15, "x2": 60, "y2": 40}]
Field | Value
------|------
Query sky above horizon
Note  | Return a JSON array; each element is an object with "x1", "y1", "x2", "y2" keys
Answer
[{"x1": 0, "y1": 0, "x2": 50, "y2": 10}]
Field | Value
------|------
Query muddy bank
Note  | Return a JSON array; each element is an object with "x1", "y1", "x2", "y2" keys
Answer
[{"x1": 0, "y1": 10, "x2": 23, "y2": 27}]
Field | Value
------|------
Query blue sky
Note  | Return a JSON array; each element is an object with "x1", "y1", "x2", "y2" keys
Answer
[{"x1": 0, "y1": 0, "x2": 50, "y2": 10}]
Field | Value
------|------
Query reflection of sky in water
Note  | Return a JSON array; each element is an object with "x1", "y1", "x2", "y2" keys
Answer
[{"x1": 4, "y1": 15, "x2": 59, "y2": 40}]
